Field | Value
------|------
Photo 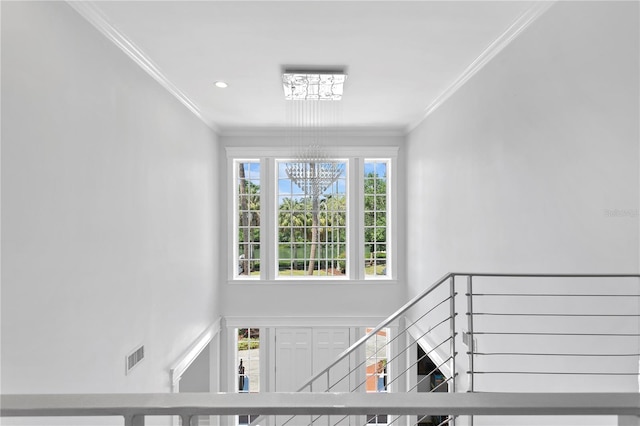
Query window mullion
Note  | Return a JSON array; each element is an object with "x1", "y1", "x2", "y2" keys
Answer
[
  {"x1": 263, "y1": 158, "x2": 275, "y2": 280},
  {"x1": 351, "y1": 158, "x2": 364, "y2": 280},
  {"x1": 229, "y1": 157, "x2": 237, "y2": 280}
]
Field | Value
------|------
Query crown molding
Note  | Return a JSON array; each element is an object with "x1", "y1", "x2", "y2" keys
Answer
[
  {"x1": 407, "y1": 0, "x2": 557, "y2": 133},
  {"x1": 225, "y1": 145, "x2": 399, "y2": 158},
  {"x1": 219, "y1": 126, "x2": 407, "y2": 138},
  {"x1": 66, "y1": 1, "x2": 219, "y2": 134}
]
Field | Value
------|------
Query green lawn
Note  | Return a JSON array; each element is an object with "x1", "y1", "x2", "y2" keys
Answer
[{"x1": 243, "y1": 246, "x2": 386, "y2": 277}]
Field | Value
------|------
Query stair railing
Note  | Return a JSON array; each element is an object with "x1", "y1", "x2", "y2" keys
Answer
[
  {"x1": 256, "y1": 273, "x2": 640, "y2": 426},
  {"x1": 463, "y1": 273, "x2": 640, "y2": 393}
]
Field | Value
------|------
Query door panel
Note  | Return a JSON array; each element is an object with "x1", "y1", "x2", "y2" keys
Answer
[
  {"x1": 313, "y1": 328, "x2": 350, "y2": 392},
  {"x1": 275, "y1": 328, "x2": 313, "y2": 426},
  {"x1": 313, "y1": 328, "x2": 351, "y2": 426},
  {"x1": 275, "y1": 328, "x2": 313, "y2": 391}
]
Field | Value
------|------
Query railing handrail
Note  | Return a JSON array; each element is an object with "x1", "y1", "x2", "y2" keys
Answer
[
  {"x1": 450, "y1": 273, "x2": 640, "y2": 278},
  {"x1": 2, "y1": 392, "x2": 639, "y2": 417},
  {"x1": 296, "y1": 272, "x2": 640, "y2": 392}
]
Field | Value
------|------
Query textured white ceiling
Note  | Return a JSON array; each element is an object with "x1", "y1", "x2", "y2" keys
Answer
[{"x1": 84, "y1": 1, "x2": 540, "y2": 131}]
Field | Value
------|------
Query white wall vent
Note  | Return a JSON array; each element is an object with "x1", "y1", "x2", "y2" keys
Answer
[{"x1": 126, "y1": 345, "x2": 145, "y2": 375}]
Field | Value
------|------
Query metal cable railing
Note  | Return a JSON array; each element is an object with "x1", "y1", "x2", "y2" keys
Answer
[
  {"x1": 252, "y1": 273, "x2": 640, "y2": 426},
  {"x1": 264, "y1": 273, "x2": 458, "y2": 426},
  {"x1": 464, "y1": 274, "x2": 640, "y2": 394}
]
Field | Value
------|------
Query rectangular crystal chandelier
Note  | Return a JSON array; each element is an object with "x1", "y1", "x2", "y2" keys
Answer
[{"x1": 282, "y1": 71, "x2": 347, "y2": 100}]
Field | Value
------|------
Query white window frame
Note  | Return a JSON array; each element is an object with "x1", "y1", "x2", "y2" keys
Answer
[
  {"x1": 227, "y1": 146, "x2": 398, "y2": 282},
  {"x1": 363, "y1": 159, "x2": 391, "y2": 279},
  {"x1": 234, "y1": 159, "x2": 263, "y2": 279}
]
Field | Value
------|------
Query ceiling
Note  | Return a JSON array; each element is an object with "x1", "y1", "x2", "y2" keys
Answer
[{"x1": 79, "y1": 1, "x2": 541, "y2": 132}]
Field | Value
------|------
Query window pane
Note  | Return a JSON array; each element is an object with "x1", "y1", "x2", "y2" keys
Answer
[
  {"x1": 236, "y1": 161, "x2": 260, "y2": 278},
  {"x1": 365, "y1": 212, "x2": 374, "y2": 226},
  {"x1": 366, "y1": 328, "x2": 389, "y2": 393},
  {"x1": 237, "y1": 327, "x2": 260, "y2": 393},
  {"x1": 364, "y1": 160, "x2": 388, "y2": 278},
  {"x1": 365, "y1": 328, "x2": 388, "y2": 425},
  {"x1": 238, "y1": 327, "x2": 260, "y2": 425},
  {"x1": 277, "y1": 161, "x2": 347, "y2": 278}
]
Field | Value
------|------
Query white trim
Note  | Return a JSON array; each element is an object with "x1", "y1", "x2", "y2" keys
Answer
[
  {"x1": 353, "y1": 158, "x2": 364, "y2": 279},
  {"x1": 170, "y1": 318, "x2": 222, "y2": 391},
  {"x1": 226, "y1": 146, "x2": 399, "y2": 158},
  {"x1": 407, "y1": 0, "x2": 557, "y2": 132},
  {"x1": 224, "y1": 316, "x2": 389, "y2": 328},
  {"x1": 229, "y1": 279, "x2": 396, "y2": 285},
  {"x1": 66, "y1": 1, "x2": 219, "y2": 133},
  {"x1": 264, "y1": 158, "x2": 276, "y2": 281}
]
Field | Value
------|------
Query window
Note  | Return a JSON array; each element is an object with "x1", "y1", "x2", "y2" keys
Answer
[
  {"x1": 229, "y1": 147, "x2": 396, "y2": 281},
  {"x1": 365, "y1": 328, "x2": 389, "y2": 393},
  {"x1": 236, "y1": 161, "x2": 261, "y2": 277},
  {"x1": 277, "y1": 160, "x2": 347, "y2": 277},
  {"x1": 366, "y1": 327, "x2": 389, "y2": 425},
  {"x1": 237, "y1": 327, "x2": 260, "y2": 425},
  {"x1": 364, "y1": 160, "x2": 388, "y2": 277},
  {"x1": 237, "y1": 327, "x2": 260, "y2": 393}
]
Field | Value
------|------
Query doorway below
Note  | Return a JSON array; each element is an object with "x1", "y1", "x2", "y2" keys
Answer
[{"x1": 416, "y1": 345, "x2": 448, "y2": 426}]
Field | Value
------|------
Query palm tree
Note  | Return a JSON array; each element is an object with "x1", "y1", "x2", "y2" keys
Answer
[
  {"x1": 278, "y1": 197, "x2": 306, "y2": 269},
  {"x1": 238, "y1": 163, "x2": 261, "y2": 275},
  {"x1": 318, "y1": 195, "x2": 347, "y2": 272},
  {"x1": 238, "y1": 163, "x2": 250, "y2": 275},
  {"x1": 284, "y1": 161, "x2": 344, "y2": 275}
]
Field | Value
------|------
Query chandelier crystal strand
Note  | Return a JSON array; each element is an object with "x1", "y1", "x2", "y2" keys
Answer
[{"x1": 283, "y1": 70, "x2": 346, "y2": 275}]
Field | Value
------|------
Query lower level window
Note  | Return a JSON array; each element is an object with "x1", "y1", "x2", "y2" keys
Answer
[
  {"x1": 237, "y1": 328, "x2": 260, "y2": 425},
  {"x1": 366, "y1": 328, "x2": 389, "y2": 424}
]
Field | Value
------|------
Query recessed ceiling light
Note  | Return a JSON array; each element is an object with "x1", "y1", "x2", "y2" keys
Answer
[
  {"x1": 214, "y1": 81, "x2": 228, "y2": 88},
  {"x1": 282, "y1": 70, "x2": 347, "y2": 100}
]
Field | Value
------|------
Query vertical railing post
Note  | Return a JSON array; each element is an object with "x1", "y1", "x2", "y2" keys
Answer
[
  {"x1": 618, "y1": 415, "x2": 640, "y2": 425},
  {"x1": 449, "y1": 274, "x2": 456, "y2": 392},
  {"x1": 181, "y1": 415, "x2": 198, "y2": 426},
  {"x1": 449, "y1": 274, "x2": 457, "y2": 426},
  {"x1": 466, "y1": 274, "x2": 474, "y2": 393},
  {"x1": 124, "y1": 414, "x2": 145, "y2": 426},
  {"x1": 467, "y1": 275, "x2": 475, "y2": 426}
]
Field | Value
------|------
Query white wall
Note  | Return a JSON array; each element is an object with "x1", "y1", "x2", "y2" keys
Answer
[
  {"x1": 405, "y1": 0, "x2": 639, "y2": 399},
  {"x1": 407, "y1": 0, "x2": 639, "y2": 283},
  {"x1": 179, "y1": 343, "x2": 210, "y2": 393},
  {"x1": 1, "y1": 1, "x2": 220, "y2": 396}
]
